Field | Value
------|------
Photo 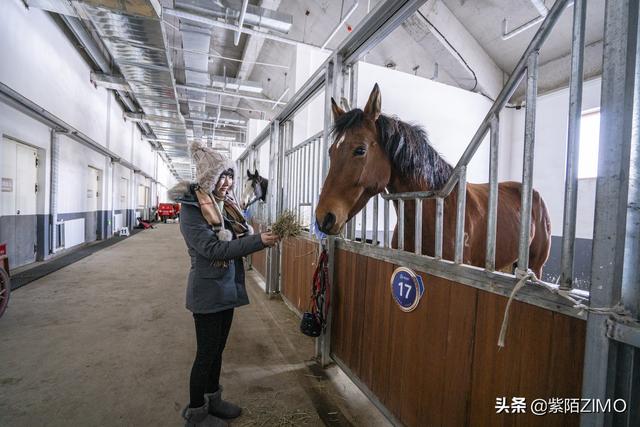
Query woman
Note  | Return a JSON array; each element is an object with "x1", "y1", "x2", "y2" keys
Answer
[{"x1": 169, "y1": 142, "x2": 279, "y2": 427}]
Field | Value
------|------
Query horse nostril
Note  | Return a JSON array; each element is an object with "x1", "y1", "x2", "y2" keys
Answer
[{"x1": 320, "y1": 212, "x2": 336, "y2": 232}]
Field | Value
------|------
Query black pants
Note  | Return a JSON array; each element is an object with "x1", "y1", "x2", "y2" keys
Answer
[{"x1": 189, "y1": 309, "x2": 234, "y2": 408}]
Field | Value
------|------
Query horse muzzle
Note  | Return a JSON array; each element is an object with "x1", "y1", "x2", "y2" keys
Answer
[{"x1": 317, "y1": 212, "x2": 338, "y2": 235}]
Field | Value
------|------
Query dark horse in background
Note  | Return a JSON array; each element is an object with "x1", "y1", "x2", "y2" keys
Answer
[
  {"x1": 241, "y1": 169, "x2": 268, "y2": 210},
  {"x1": 315, "y1": 84, "x2": 551, "y2": 277}
]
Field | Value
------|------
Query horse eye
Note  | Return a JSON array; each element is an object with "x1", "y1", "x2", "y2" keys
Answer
[{"x1": 353, "y1": 147, "x2": 366, "y2": 156}]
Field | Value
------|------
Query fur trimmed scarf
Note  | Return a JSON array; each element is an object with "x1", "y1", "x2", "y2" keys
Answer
[{"x1": 195, "y1": 187, "x2": 252, "y2": 269}]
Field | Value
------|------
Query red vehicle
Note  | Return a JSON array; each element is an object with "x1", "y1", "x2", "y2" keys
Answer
[
  {"x1": 0, "y1": 243, "x2": 10, "y2": 319},
  {"x1": 158, "y1": 203, "x2": 180, "y2": 223}
]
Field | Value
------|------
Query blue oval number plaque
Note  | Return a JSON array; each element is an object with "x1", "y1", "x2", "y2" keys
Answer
[{"x1": 390, "y1": 267, "x2": 424, "y2": 312}]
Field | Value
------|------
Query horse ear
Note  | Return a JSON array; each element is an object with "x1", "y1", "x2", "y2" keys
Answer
[
  {"x1": 247, "y1": 169, "x2": 252, "y2": 178},
  {"x1": 331, "y1": 97, "x2": 345, "y2": 121},
  {"x1": 364, "y1": 83, "x2": 381, "y2": 121},
  {"x1": 253, "y1": 169, "x2": 258, "y2": 177}
]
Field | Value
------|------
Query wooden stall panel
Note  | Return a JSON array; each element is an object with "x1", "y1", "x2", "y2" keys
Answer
[
  {"x1": 280, "y1": 236, "x2": 318, "y2": 314},
  {"x1": 331, "y1": 248, "x2": 586, "y2": 427},
  {"x1": 468, "y1": 292, "x2": 585, "y2": 427}
]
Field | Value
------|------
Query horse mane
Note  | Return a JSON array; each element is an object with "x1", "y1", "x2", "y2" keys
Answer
[{"x1": 332, "y1": 109, "x2": 453, "y2": 190}]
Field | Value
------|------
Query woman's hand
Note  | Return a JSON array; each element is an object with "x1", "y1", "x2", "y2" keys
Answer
[{"x1": 260, "y1": 232, "x2": 280, "y2": 247}]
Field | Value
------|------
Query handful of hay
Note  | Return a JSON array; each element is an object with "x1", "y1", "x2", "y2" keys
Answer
[{"x1": 270, "y1": 210, "x2": 302, "y2": 238}]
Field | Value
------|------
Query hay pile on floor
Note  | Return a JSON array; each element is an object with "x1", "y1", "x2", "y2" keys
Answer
[{"x1": 270, "y1": 210, "x2": 302, "y2": 239}]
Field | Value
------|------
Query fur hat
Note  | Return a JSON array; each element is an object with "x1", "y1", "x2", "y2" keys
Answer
[{"x1": 191, "y1": 141, "x2": 235, "y2": 193}]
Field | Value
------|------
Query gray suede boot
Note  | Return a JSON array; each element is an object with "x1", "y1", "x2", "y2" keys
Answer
[
  {"x1": 205, "y1": 386, "x2": 242, "y2": 419},
  {"x1": 181, "y1": 403, "x2": 228, "y2": 427}
]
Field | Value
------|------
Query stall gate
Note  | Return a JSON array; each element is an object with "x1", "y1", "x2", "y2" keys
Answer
[{"x1": 236, "y1": 0, "x2": 640, "y2": 425}]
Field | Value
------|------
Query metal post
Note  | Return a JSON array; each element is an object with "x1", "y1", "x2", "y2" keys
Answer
[
  {"x1": 361, "y1": 204, "x2": 367, "y2": 243},
  {"x1": 306, "y1": 143, "x2": 312, "y2": 204},
  {"x1": 311, "y1": 137, "x2": 319, "y2": 223},
  {"x1": 415, "y1": 198, "x2": 422, "y2": 255},
  {"x1": 266, "y1": 122, "x2": 281, "y2": 296},
  {"x1": 454, "y1": 167, "x2": 467, "y2": 264},
  {"x1": 485, "y1": 117, "x2": 499, "y2": 270},
  {"x1": 384, "y1": 198, "x2": 390, "y2": 248},
  {"x1": 559, "y1": 0, "x2": 587, "y2": 290},
  {"x1": 581, "y1": 1, "x2": 639, "y2": 425},
  {"x1": 372, "y1": 195, "x2": 379, "y2": 246},
  {"x1": 517, "y1": 52, "x2": 539, "y2": 275},
  {"x1": 320, "y1": 56, "x2": 343, "y2": 367},
  {"x1": 435, "y1": 197, "x2": 444, "y2": 259},
  {"x1": 398, "y1": 199, "x2": 405, "y2": 250},
  {"x1": 297, "y1": 149, "x2": 303, "y2": 217}
]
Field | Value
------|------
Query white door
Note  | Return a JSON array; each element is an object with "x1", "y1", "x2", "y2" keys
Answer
[
  {"x1": 1, "y1": 138, "x2": 38, "y2": 267},
  {"x1": 86, "y1": 167, "x2": 100, "y2": 242},
  {"x1": 118, "y1": 177, "x2": 129, "y2": 229}
]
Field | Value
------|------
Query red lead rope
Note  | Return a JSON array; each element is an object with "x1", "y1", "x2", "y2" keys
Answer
[{"x1": 310, "y1": 248, "x2": 330, "y2": 330}]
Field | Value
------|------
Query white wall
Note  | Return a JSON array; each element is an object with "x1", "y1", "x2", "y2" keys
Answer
[
  {"x1": 509, "y1": 78, "x2": 601, "y2": 239},
  {"x1": 292, "y1": 44, "x2": 330, "y2": 145},
  {"x1": 356, "y1": 61, "x2": 494, "y2": 183},
  {"x1": 0, "y1": 0, "x2": 174, "y2": 182},
  {"x1": 57, "y1": 135, "x2": 110, "y2": 215},
  {"x1": 0, "y1": 0, "x2": 178, "y2": 254}
]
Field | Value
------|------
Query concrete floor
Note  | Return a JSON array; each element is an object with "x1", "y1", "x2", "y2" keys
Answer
[{"x1": 0, "y1": 224, "x2": 390, "y2": 427}]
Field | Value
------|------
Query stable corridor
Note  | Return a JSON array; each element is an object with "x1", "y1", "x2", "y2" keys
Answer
[{"x1": 0, "y1": 224, "x2": 388, "y2": 426}]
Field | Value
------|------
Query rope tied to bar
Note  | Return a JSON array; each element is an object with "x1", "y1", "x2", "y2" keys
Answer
[{"x1": 498, "y1": 270, "x2": 636, "y2": 348}]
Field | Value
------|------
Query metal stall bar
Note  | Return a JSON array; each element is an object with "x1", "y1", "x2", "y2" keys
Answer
[
  {"x1": 559, "y1": 0, "x2": 587, "y2": 290},
  {"x1": 361, "y1": 204, "x2": 367, "y2": 243},
  {"x1": 310, "y1": 137, "x2": 316, "y2": 223},
  {"x1": 346, "y1": 64, "x2": 359, "y2": 240},
  {"x1": 454, "y1": 167, "x2": 467, "y2": 264},
  {"x1": 485, "y1": 115, "x2": 500, "y2": 271},
  {"x1": 516, "y1": 52, "x2": 539, "y2": 276},
  {"x1": 435, "y1": 197, "x2": 444, "y2": 259},
  {"x1": 372, "y1": 196, "x2": 379, "y2": 246},
  {"x1": 384, "y1": 199, "x2": 390, "y2": 248},
  {"x1": 293, "y1": 147, "x2": 302, "y2": 222},
  {"x1": 306, "y1": 143, "x2": 312, "y2": 205},
  {"x1": 582, "y1": 1, "x2": 639, "y2": 425},
  {"x1": 415, "y1": 198, "x2": 423, "y2": 255},
  {"x1": 398, "y1": 199, "x2": 405, "y2": 250}
]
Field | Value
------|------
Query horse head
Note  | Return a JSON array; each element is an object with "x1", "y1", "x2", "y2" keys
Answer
[
  {"x1": 242, "y1": 169, "x2": 267, "y2": 209},
  {"x1": 316, "y1": 84, "x2": 392, "y2": 235}
]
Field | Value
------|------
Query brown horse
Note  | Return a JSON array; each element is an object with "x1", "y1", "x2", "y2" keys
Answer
[{"x1": 315, "y1": 84, "x2": 552, "y2": 277}]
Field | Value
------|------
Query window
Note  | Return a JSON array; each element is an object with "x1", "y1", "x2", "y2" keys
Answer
[{"x1": 578, "y1": 110, "x2": 600, "y2": 178}]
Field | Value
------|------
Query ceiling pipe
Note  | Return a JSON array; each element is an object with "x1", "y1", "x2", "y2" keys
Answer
[
  {"x1": 321, "y1": 1, "x2": 359, "y2": 49},
  {"x1": 177, "y1": 83, "x2": 280, "y2": 104},
  {"x1": 271, "y1": 87, "x2": 290, "y2": 110},
  {"x1": 174, "y1": 0, "x2": 292, "y2": 34},
  {"x1": 234, "y1": 0, "x2": 249, "y2": 46},
  {"x1": 501, "y1": 0, "x2": 555, "y2": 41},
  {"x1": 164, "y1": 7, "x2": 328, "y2": 51}
]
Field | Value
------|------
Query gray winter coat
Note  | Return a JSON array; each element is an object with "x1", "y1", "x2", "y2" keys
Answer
[{"x1": 170, "y1": 182, "x2": 265, "y2": 313}]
